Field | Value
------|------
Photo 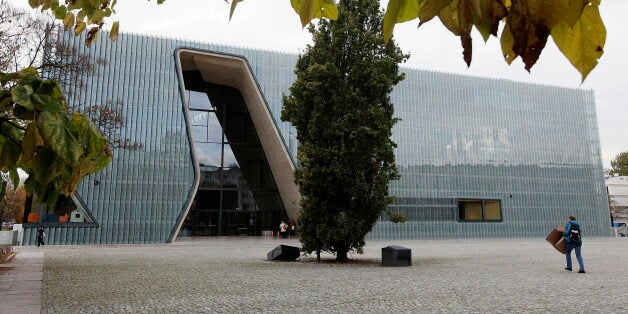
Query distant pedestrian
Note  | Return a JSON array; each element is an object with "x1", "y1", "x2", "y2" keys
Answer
[
  {"x1": 37, "y1": 226, "x2": 45, "y2": 247},
  {"x1": 564, "y1": 215, "x2": 585, "y2": 273},
  {"x1": 279, "y1": 221, "x2": 288, "y2": 238},
  {"x1": 289, "y1": 218, "x2": 297, "y2": 237}
]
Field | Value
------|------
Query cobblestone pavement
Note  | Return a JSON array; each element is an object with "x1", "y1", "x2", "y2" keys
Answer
[{"x1": 22, "y1": 237, "x2": 628, "y2": 313}]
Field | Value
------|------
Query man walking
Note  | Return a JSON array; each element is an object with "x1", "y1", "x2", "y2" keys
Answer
[
  {"x1": 37, "y1": 226, "x2": 45, "y2": 247},
  {"x1": 564, "y1": 215, "x2": 585, "y2": 273}
]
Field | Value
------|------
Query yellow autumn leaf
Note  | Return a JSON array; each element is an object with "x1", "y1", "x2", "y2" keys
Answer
[
  {"x1": 437, "y1": 0, "x2": 460, "y2": 36},
  {"x1": 74, "y1": 21, "x2": 86, "y2": 36},
  {"x1": 109, "y1": 21, "x2": 119, "y2": 41},
  {"x1": 63, "y1": 12, "x2": 75, "y2": 30},
  {"x1": 418, "y1": 0, "x2": 454, "y2": 26},
  {"x1": 383, "y1": 0, "x2": 424, "y2": 42},
  {"x1": 551, "y1": 3, "x2": 605, "y2": 82},
  {"x1": 500, "y1": 20, "x2": 517, "y2": 64},
  {"x1": 229, "y1": 0, "x2": 243, "y2": 21},
  {"x1": 291, "y1": 0, "x2": 338, "y2": 28},
  {"x1": 472, "y1": 0, "x2": 507, "y2": 42}
]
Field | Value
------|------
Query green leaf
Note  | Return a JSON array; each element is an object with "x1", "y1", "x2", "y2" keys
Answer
[
  {"x1": 0, "y1": 136, "x2": 21, "y2": 172},
  {"x1": 54, "y1": 5, "x2": 67, "y2": 19},
  {"x1": 92, "y1": 9, "x2": 105, "y2": 23},
  {"x1": 20, "y1": 67, "x2": 40, "y2": 77},
  {"x1": 9, "y1": 169, "x2": 20, "y2": 191},
  {"x1": 383, "y1": 0, "x2": 423, "y2": 42},
  {"x1": 39, "y1": 181, "x2": 59, "y2": 206},
  {"x1": 28, "y1": 0, "x2": 42, "y2": 8},
  {"x1": 0, "y1": 91, "x2": 13, "y2": 111},
  {"x1": 551, "y1": 3, "x2": 605, "y2": 82},
  {"x1": 0, "y1": 181, "x2": 5, "y2": 201},
  {"x1": 471, "y1": 0, "x2": 491, "y2": 41},
  {"x1": 11, "y1": 85, "x2": 35, "y2": 111},
  {"x1": 37, "y1": 111, "x2": 83, "y2": 165},
  {"x1": 50, "y1": 0, "x2": 59, "y2": 10}
]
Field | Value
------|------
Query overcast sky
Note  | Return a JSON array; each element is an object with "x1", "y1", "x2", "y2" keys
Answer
[{"x1": 10, "y1": 0, "x2": 627, "y2": 168}]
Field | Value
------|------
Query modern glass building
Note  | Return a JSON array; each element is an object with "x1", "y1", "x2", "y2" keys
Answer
[{"x1": 20, "y1": 30, "x2": 611, "y2": 245}]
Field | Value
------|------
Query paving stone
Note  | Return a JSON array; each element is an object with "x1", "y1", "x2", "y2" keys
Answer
[{"x1": 4, "y1": 237, "x2": 628, "y2": 313}]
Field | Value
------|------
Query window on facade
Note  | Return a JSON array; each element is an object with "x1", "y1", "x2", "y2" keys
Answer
[{"x1": 458, "y1": 199, "x2": 502, "y2": 221}]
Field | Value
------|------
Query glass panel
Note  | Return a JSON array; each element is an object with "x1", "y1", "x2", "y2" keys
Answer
[
  {"x1": 189, "y1": 90, "x2": 212, "y2": 110},
  {"x1": 193, "y1": 190, "x2": 220, "y2": 210},
  {"x1": 190, "y1": 110, "x2": 221, "y2": 143},
  {"x1": 483, "y1": 200, "x2": 502, "y2": 220},
  {"x1": 222, "y1": 144, "x2": 238, "y2": 169},
  {"x1": 222, "y1": 166, "x2": 242, "y2": 189},
  {"x1": 195, "y1": 143, "x2": 222, "y2": 168},
  {"x1": 190, "y1": 110, "x2": 208, "y2": 126},
  {"x1": 223, "y1": 113, "x2": 258, "y2": 144},
  {"x1": 230, "y1": 144, "x2": 264, "y2": 189},
  {"x1": 199, "y1": 165, "x2": 221, "y2": 188},
  {"x1": 192, "y1": 125, "x2": 207, "y2": 142},
  {"x1": 206, "y1": 112, "x2": 222, "y2": 143}
]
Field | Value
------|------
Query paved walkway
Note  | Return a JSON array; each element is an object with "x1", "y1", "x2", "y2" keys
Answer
[
  {"x1": 0, "y1": 250, "x2": 43, "y2": 313},
  {"x1": 1, "y1": 237, "x2": 627, "y2": 313}
]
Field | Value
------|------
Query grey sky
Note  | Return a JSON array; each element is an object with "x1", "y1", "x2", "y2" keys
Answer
[{"x1": 10, "y1": 0, "x2": 626, "y2": 168}]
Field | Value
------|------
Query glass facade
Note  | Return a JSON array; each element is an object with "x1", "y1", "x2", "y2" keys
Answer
[
  {"x1": 22, "y1": 30, "x2": 610, "y2": 245},
  {"x1": 376, "y1": 70, "x2": 610, "y2": 238}
]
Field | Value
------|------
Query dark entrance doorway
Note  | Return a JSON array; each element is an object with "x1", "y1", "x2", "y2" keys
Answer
[{"x1": 182, "y1": 72, "x2": 288, "y2": 236}]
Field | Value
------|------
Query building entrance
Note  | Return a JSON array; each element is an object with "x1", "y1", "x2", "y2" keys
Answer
[{"x1": 181, "y1": 73, "x2": 288, "y2": 236}]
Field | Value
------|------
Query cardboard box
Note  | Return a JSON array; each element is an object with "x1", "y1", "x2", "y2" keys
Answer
[{"x1": 546, "y1": 227, "x2": 566, "y2": 254}]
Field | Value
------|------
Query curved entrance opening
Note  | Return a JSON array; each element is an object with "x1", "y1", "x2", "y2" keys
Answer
[
  {"x1": 175, "y1": 49, "x2": 300, "y2": 237},
  {"x1": 183, "y1": 75, "x2": 286, "y2": 235}
]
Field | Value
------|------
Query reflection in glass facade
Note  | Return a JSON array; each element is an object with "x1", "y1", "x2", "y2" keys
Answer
[
  {"x1": 182, "y1": 81, "x2": 287, "y2": 236},
  {"x1": 22, "y1": 30, "x2": 610, "y2": 245},
  {"x1": 378, "y1": 71, "x2": 610, "y2": 239}
]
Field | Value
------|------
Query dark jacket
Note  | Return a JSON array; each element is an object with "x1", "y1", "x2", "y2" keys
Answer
[{"x1": 564, "y1": 220, "x2": 582, "y2": 245}]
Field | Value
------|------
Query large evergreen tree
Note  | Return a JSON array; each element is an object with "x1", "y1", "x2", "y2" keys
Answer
[{"x1": 282, "y1": 0, "x2": 407, "y2": 262}]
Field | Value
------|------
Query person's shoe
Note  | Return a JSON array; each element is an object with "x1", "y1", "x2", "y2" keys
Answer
[
  {"x1": 578, "y1": 270, "x2": 585, "y2": 273},
  {"x1": 565, "y1": 267, "x2": 572, "y2": 271}
]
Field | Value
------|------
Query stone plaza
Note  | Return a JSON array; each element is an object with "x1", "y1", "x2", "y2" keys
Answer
[{"x1": 2, "y1": 237, "x2": 627, "y2": 313}]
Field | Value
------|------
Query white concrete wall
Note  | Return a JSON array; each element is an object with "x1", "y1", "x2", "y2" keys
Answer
[{"x1": 606, "y1": 176, "x2": 628, "y2": 207}]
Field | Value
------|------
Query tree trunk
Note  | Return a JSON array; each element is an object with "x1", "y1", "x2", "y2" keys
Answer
[{"x1": 335, "y1": 247, "x2": 349, "y2": 262}]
